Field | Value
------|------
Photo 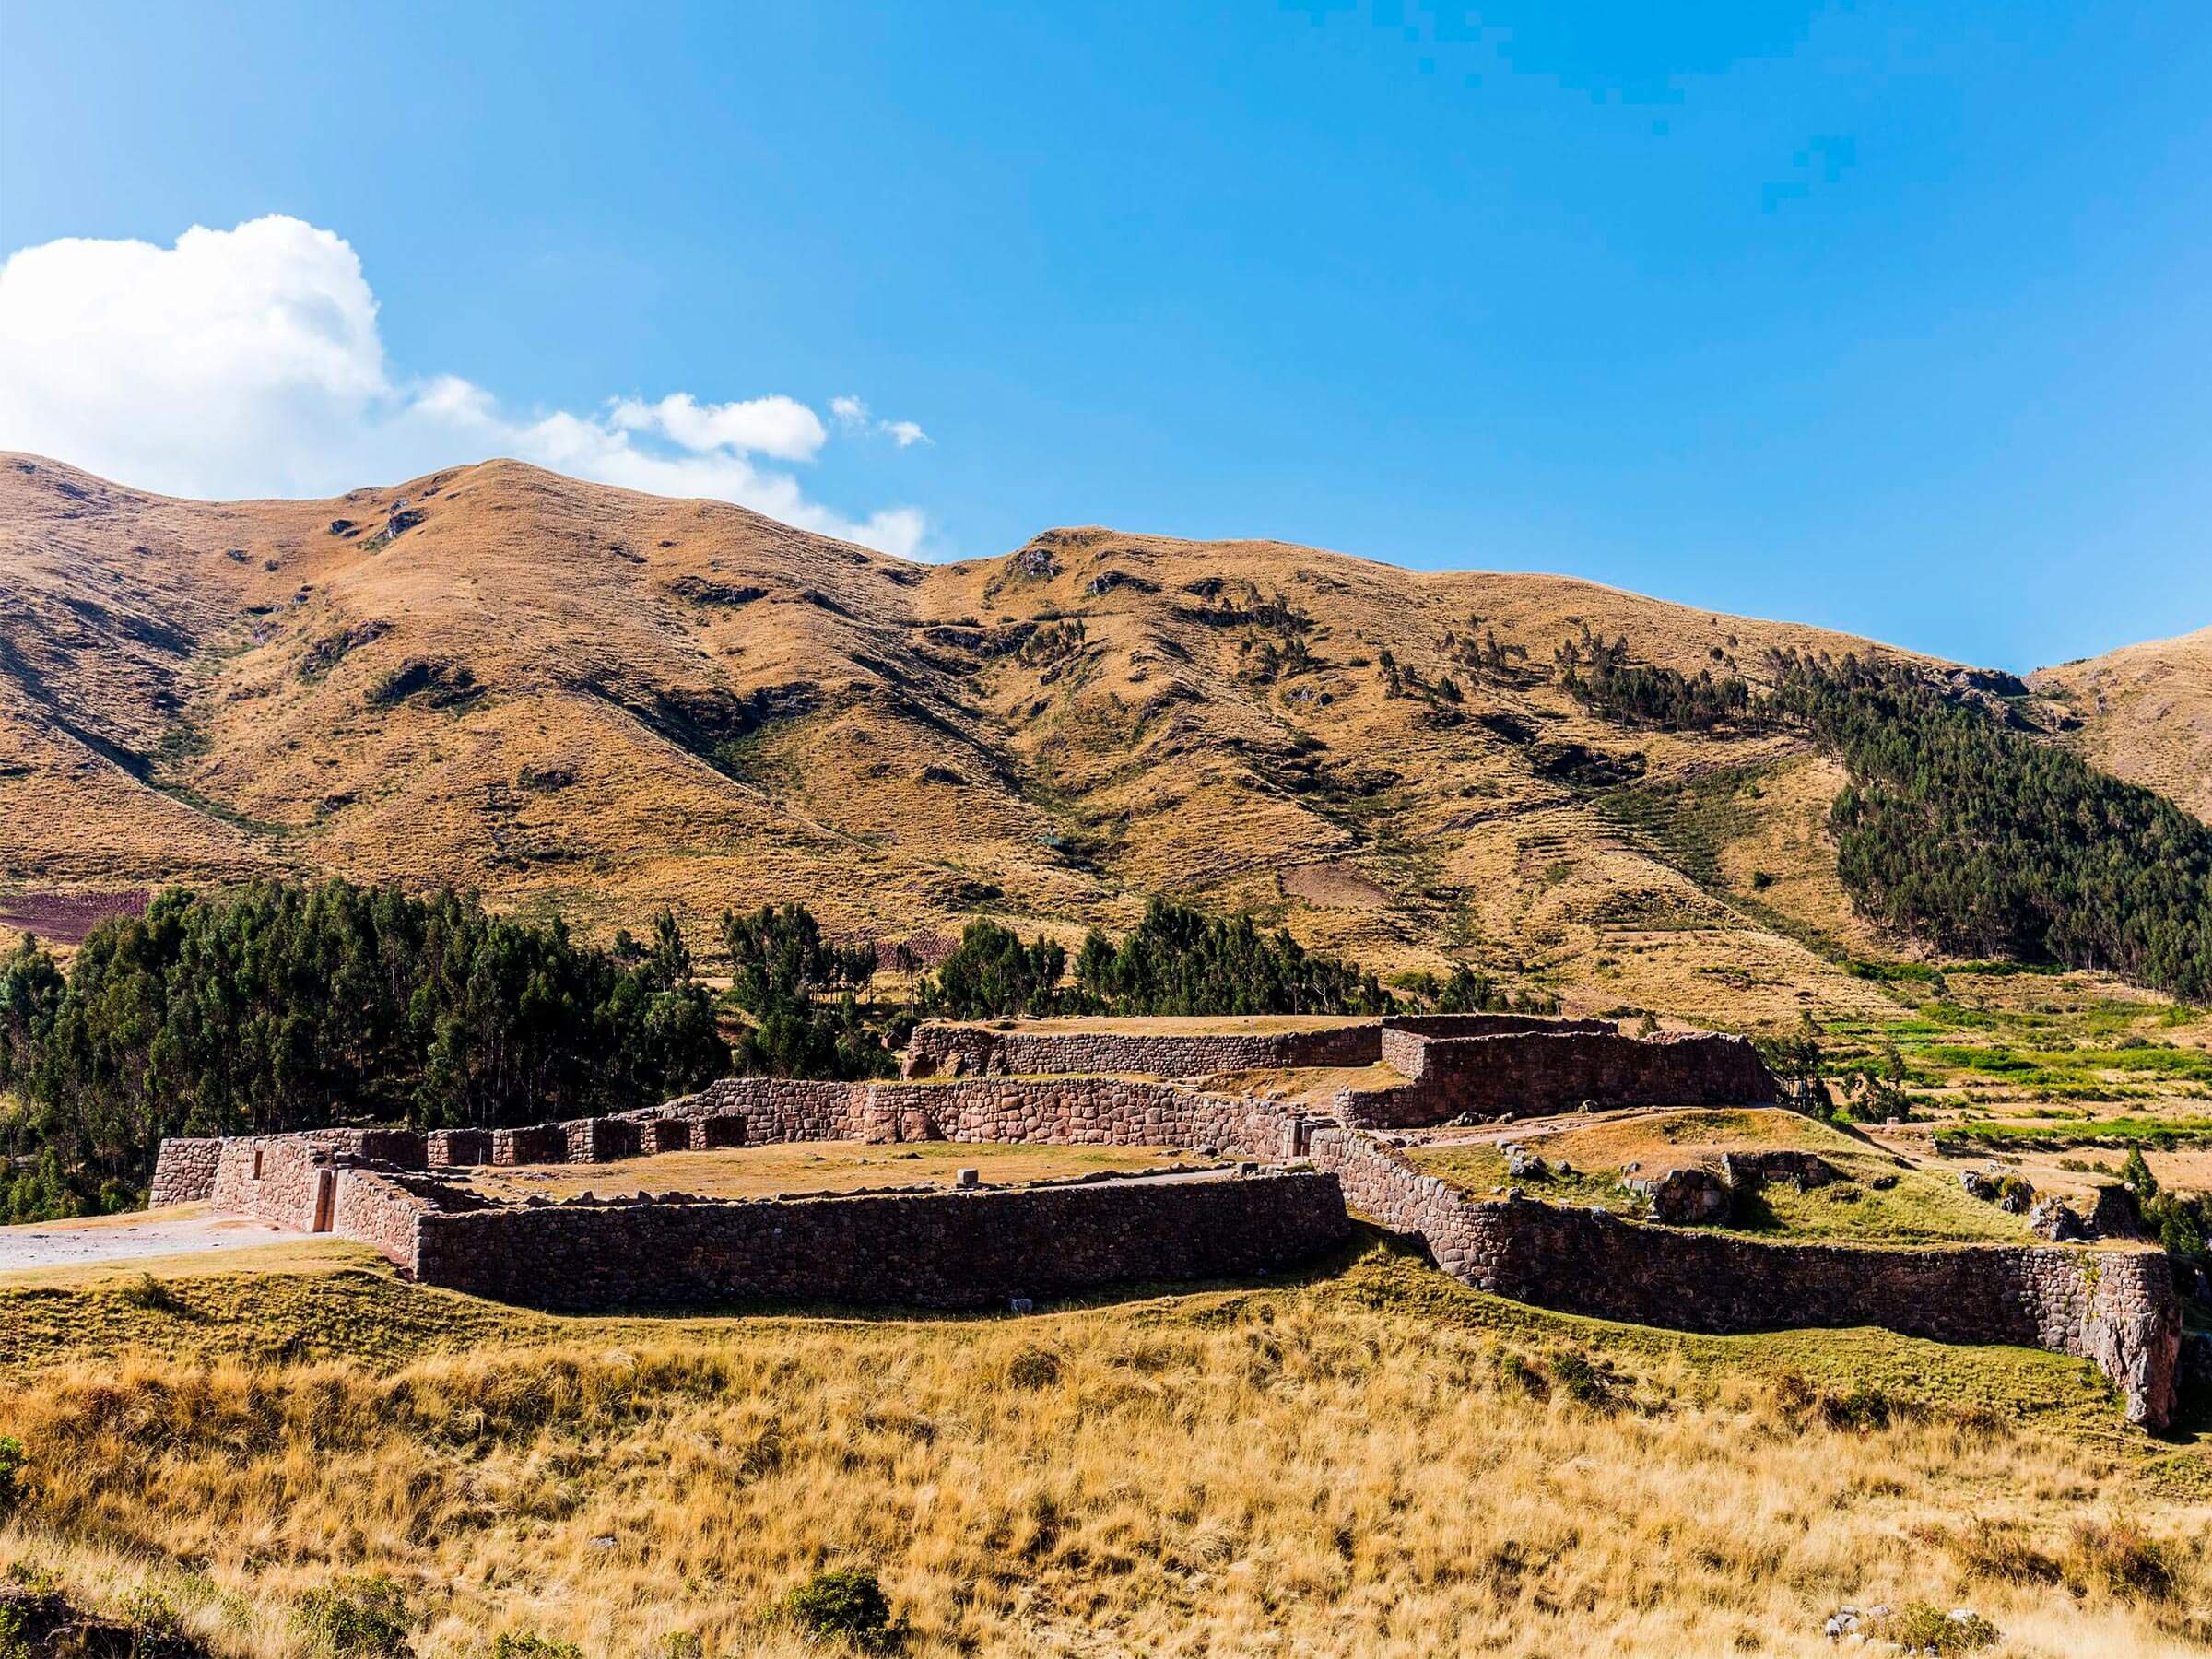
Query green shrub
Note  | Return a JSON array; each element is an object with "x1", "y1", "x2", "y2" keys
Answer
[
  {"x1": 1869, "y1": 1602, "x2": 1998, "y2": 1653},
  {"x1": 1546, "y1": 1347, "x2": 1630, "y2": 1413},
  {"x1": 489, "y1": 1636, "x2": 582, "y2": 1659},
  {"x1": 773, "y1": 1569, "x2": 904, "y2": 1652},
  {"x1": 1006, "y1": 1345, "x2": 1062, "y2": 1390},
  {"x1": 0, "y1": 1434, "x2": 24, "y2": 1512},
  {"x1": 294, "y1": 1575, "x2": 414, "y2": 1654},
  {"x1": 117, "y1": 1271, "x2": 186, "y2": 1314}
]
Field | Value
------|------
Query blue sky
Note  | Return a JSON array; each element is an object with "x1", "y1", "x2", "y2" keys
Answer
[{"x1": 2, "y1": 2, "x2": 2206, "y2": 669}]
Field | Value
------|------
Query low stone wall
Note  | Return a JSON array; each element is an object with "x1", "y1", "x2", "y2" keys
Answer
[
  {"x1": 492, "y1": 1124, "x2": 569, "y2": 1165},
  {"x1": 1347, "y1": 1029, "x2": 1779, "y2": 1126},
  {"x1": 426, "y1": 1129, "x2": 495, "y2": 1167},
  {"x1": 147, "y1": 1137, "x2": 223, "y2": 1206},
  {"x1": 411, "y1": 1171, "x2": 1349, "y2": 1312},
  {"x1": 900, "y1": 1019, "x2": 1380, "y2": 1079},
  {"x1": 1309, "y1": 1128, "x2": 2182, "y2": 1426}
]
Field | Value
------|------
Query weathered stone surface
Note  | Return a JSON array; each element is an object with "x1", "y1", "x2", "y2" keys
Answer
[
  {"x1": 147, "y1": 1136, "x2": 222, "y2": 1205},
  {"x1": 1633, "y1": 1166, "x2": 1732, "y2": 1224},
  {"x1": 1307, "y1": 1126, "x2": 2182, "y2": 1428},
  {"x1": 1721, "y1": 1150, "x2": 1841, "y2": 1191},
  {"x1": 1343, "y1": 1027, "x2": 1779, "y2": 1126},
  {"x1": 413, "y1": 1172, "x2": 1349, "y2": 1312}
]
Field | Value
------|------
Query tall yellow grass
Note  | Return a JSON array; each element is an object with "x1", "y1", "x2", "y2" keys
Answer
[{"x1": 4, "y1": 1247, "x2": 2207, "y2": 1658}]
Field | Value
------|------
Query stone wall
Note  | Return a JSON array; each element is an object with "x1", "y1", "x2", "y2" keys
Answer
[
  {"x1": 411, "y1": 1171, "x2": 1348, "y2": 1312},
  {"x1": 1309, "y1": 1127, "x2": 2182, "y2": 1427},
  {"x1": 147, "y1": 1137, "x2": 222, "y2": 1206},
  {"x1": 329, "y1": 1170, "x2": 429, "y2": 1263},
  {"x1": 426, "y1": 1129, "x2": 495, "y2": 1167},
  {"x1": 653, "y1": 1075, "x2": 1297, "y2": 1160},
  {"x1": 1382, "y1": 1014, "x2": 1618, "y2": 1039},
  {"x1": 1347, "y1": 1029, "x2": 1779, "y2": 1126},
  {"x1": 208, "y1": 1136, "x2": 328, "y2": 1232},
  {"x1": 901, "y1": 1020, "x2": 1380, "y2": 1080}
]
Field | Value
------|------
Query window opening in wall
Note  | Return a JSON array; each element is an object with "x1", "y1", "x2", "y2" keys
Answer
[{"x1": 252, "y1": 1147, "x2": 264, "y2": 1180}]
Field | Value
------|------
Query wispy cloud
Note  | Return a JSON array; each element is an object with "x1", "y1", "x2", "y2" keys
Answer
[
  {"x1": 0, "y1": 215, "x2": 931, "y2": 556},
  {"x1": 831, "y1": 394, "x2": 930, "y2": 448}
]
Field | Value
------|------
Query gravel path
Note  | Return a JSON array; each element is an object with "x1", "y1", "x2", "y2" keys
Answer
[{"x1": 0, "y1": 1208, "x2": 302, "y2": 1272}]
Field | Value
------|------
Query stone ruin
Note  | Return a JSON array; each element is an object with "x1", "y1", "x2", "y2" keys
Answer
[{"x1": 149, "y1": 1012, "x2": 2185, "y2": 1428}]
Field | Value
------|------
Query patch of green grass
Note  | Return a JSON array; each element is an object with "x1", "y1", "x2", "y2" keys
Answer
[
  {"x1": 1934, "y1": 1117, "x2": 2212, "y2": 1153},
  {"x1": 1409, "y1": 1115, "x2": 2034, "y2": 1245}
]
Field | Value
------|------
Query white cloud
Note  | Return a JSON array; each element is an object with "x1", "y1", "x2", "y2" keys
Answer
[
  {"x1": 0, "y1": 215, "x2": 930, "y2": 557},
  {"x1": 831, "y1": 394, "x2": 930, "y2": 448},
  {"x1": 609, "y1": 392, "x2": 825, "y2": 461}
]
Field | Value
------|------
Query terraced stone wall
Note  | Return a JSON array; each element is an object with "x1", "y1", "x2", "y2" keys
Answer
[{"x1": 1309, "y1": 1128, "x2": 2182, "y2": 1427}]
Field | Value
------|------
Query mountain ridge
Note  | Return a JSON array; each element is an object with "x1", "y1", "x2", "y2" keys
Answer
[{"x1": 2, "y1": 451, "x2": 2201, "y2": 1029}]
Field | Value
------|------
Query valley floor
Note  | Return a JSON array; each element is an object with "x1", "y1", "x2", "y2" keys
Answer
[{"x1": 0, "y1": 1233, "x2": 2206, "y2": 1658}]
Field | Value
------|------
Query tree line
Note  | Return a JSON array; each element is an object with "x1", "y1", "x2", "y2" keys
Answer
[
  {"x1": 0, "y1": 881, "x2": 730, "y2": 1220},
  {"x1": 1561, "y1": 645, "x2": 2212, "y2": 1002},
  {"x1": 0, "y1": 886, "x2": 1426, "y2": 1220}
]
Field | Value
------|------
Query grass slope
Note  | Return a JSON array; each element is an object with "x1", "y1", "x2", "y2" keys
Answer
[{"x1": 0, "y1": 1235, "x2": 2206, "y2": 1657}]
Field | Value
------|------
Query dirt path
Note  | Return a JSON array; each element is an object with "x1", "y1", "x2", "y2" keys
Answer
[{"x1": 0, "y1": 1205, "x2": 303, "y2": 1272}]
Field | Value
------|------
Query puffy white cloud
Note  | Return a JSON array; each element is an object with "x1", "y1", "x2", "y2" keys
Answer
[
  {"x1": 608, "y1": 392, "x2": 825, "y2": 462},
  {"x1": 831, "y1": 394, "x2": 930, "y2": 448},
  {"x1": 0, "y1": 216, "x2": 929, "y2": 557}
]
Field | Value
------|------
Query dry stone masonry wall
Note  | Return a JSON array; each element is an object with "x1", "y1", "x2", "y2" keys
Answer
[
  {"x1": 147, "y1": 1137, "x2": 223, "y2": 1206},
  {"x1": 1307, "y1": 1127, "x2": 2183, "y2": 1426},
  {"x1": 160, "y1": 1012, "x2": 2181, "y2": 1428},
  {"x1": 901, "y1": 1019, "x2": 1380, "y2": 1079},
  {"x1": 1347, "y1": 1029, "x2": 1780, "y2": 1126},
  {"x1": 412, "y1": 1171, "x2": 1349, "y2": 1312}
]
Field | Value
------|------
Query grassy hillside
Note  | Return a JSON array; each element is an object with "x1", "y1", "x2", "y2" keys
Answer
[
  {"x1": 0, "y1": 1235, "x2": 2206, "y2": 1657},
  {"x1": 4, "y1": 453, "x2": 2204, "y2": 1032},
  {"x1": 2033, "y1": 626, "x2": 2212, "y2": 825},
  {"x1": 0, "y1": 452, "x2": 1967, "y2": 1027}
]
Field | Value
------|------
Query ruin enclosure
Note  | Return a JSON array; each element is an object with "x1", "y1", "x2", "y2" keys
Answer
[{"x1": 152, "y1": 1012, "x2": 2184, "y2": 1427}]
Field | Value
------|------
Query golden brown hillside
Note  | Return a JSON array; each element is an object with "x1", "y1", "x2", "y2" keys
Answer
[
  {"x1": 2031, "y1": 625, "x2": 2212, "y2": 823},
  {"x1": 0, "y1": 451, "x2": 2091, "y2": 1029}
]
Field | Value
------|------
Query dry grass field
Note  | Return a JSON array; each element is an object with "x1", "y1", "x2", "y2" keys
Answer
[{"x1": 0, "y1": 1235, "x2": 2206, "y2": 1658}]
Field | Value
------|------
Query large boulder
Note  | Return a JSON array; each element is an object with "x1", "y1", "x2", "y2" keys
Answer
[{"x1": 1633, "y1": 1166, "x2": 1731, "y2": 1225}]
